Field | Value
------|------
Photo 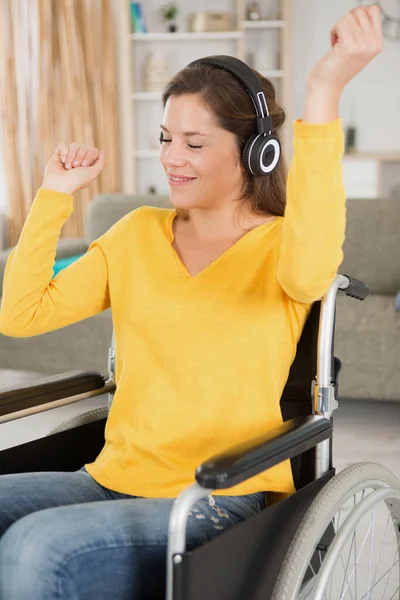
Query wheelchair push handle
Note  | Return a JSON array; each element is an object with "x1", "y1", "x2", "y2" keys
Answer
[{"x1": 339, "y1": 275, "x2": 369, "y2": 301}]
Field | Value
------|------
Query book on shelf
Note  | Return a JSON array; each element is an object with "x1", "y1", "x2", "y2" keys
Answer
[{"x1": 130, "y1": 2, "x2": 147, "y2": 33}]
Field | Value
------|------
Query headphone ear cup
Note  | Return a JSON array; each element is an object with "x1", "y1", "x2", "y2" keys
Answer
[
  {"x1": 242, "y1": 134, "x2": 281, "y2": 176},
  {"x1": 241, "y1": 135, "x2": 258, "y2": 175}
]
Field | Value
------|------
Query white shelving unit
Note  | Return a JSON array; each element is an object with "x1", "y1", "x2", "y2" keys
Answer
[
  {"x1": 113, "y1": 0, "x2": 292, "y2": 195},
  {"x1": 242, "y1": 19, "x2": 285, "y2": 28},
  {"x1": 131, "y1": 31, "x2": 243, "y2": 40}
]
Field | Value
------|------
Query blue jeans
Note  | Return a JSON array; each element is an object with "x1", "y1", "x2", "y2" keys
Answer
[{"x1": 0, "y1": 468, "x2": 266, "y2": 599}]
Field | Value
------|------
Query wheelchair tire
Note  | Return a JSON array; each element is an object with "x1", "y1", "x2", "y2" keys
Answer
[
  {"x1": 47, "y1": 406, "x2": 109, "y2": 435},
  {"x1": 271, "y1": 462, "x2": 400, "y2": 600}
]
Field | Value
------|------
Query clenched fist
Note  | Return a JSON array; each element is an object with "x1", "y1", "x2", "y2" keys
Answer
[
  {"x1": 41, "y1": 143, "x2": 107, "y2": 196},
  {"x1": 308, "y1": 4, "x2": 383, "y2": 94}
]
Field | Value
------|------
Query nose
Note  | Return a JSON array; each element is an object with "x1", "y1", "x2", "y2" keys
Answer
[{"x1": 162, "y1": 141, "x2": 187, "y2": 168}]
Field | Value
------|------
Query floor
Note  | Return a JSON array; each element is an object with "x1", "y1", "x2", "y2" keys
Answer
[{"x1": 332, "y1": 398, "x2": 400, "y2": 479}]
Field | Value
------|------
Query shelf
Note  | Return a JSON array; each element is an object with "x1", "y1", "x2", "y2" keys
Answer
[
  {"x1": 259, "y1": 70, "x2": 284, "y2": 78},
  {"x1": 133, "y1": 92, "x2": 162, "y2": 100},
  {"x1": 131, "y1": 31, "x2": 242, "y2": 41},
  {"x1": 344, "y1": 152, "x2": 400, "y2": 161},
  {"x1": 135, "y1": 150, "x2": 159, "y2": 158},
  {"x1": 132, "y1": 72, "x2": 285, "y2": 102},
  {"x1": 242, "y1": 20, "x2": 285, "y2": 29}
]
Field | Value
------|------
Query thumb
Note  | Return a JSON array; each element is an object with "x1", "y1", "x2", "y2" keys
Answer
[{"x1": 89, "y1": 149, "x2": 107, "y2": 175}]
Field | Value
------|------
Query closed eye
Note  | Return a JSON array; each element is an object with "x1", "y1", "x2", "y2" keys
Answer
[{"x1": 158, "y1": 135, "x2": 202, "y2": 149}]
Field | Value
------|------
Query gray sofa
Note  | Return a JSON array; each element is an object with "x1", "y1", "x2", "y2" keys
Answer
[
  {"x1": 0, "y1": 194, "x2": 399, "y2": 401},
  {"x1": 335, "y1": 197, "x2": 400, "y2": 401}
]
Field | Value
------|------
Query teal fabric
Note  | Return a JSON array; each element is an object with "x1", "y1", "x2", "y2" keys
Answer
[{"x1": 52, "y1": 254, "x2": 86, "y2": 278}]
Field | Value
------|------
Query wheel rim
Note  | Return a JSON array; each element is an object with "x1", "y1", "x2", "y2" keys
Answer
[{"x1": 298, "y1": 486, "x2": 400, "y2": 599}]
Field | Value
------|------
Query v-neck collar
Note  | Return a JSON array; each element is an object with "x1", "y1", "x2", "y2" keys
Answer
[{"x1": 164, "y1": 209, "x2": 281, "y2": 281}]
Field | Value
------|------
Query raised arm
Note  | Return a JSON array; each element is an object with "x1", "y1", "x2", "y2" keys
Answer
[
  {"x1": 0, "y1": 144, "x2": 110, "y2": 337},
  {"x1": 277, "y1": 5, "x2": 383, "y2": 304}
]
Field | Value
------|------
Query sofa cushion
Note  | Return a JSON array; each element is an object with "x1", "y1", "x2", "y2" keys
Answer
[
  {"x1": 335, "y1": 294, "x2": 400, "y2": 399},
  {"x1": 85, "y1": 194, "x2": 170, "y2": 244},
  {"x1": 55, "y1": 238, "x2": 88, "y2": 259},
  {"x1": 340, "y1": 197, "x2": 400, "y2": 294}
]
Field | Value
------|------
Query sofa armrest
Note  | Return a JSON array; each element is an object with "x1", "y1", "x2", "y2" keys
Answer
[
  {"x1": 196, "y1": 415, "x2": 331, "y2": 489},
  {"x1": 0, "y1": 371, "x2": 115, "y2": 421},
  {"x1": 0, "y1": 247, "x2": 14, "y2": 293},
  {"x1": 55, "y1": 238, "x2": 89, "y2": 259}
]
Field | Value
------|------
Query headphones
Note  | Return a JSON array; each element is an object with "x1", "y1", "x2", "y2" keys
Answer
[{"x1": 187, "y1": 55, "x2": 281, "y2": 176}]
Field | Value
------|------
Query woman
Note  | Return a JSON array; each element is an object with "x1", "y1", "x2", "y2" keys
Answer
[{"x1": 0, "y1": 6, "x2": 383, "y2": 599}]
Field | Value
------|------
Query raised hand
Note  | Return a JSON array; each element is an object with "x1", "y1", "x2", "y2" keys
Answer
[
  {"x1": 41, "y1": 143, "x2": 107, "y2": 196},
  {"x1": 308, "y1": 4, "x2": 383, "y2": 95}
]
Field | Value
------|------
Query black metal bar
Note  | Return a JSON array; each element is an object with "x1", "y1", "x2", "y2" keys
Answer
[
  {"x1": 196, "y1": 415, "x2": 332, "y2": 489},
  {"x1": 0, "y1": 371, "x2": 107, "y2": 416}
]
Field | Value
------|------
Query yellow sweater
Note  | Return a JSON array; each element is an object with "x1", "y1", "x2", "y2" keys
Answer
[{"x1": 0, "y1": 118, "x2": 345, "y2": 497}]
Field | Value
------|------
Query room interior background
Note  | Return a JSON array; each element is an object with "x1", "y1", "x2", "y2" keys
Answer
[{"x1": 0, "y1": 0, "x2": 399, "y2": 250}]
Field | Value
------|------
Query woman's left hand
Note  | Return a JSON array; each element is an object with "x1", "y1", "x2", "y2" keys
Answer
[{"x1": 307, "y1": 4, "x2": 383, "y2": 95}]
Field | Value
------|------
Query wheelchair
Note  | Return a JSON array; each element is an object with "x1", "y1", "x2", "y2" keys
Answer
[{"x1": 0, "y1": 273, "x2": 399, "y2": 599}]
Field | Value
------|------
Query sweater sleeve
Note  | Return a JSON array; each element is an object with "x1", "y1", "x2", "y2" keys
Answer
[
  {"x1": 0, "y1": 188, "x2": 110, "y2": 338},
  {"x1": 276, "y1": 117, "x2": 346, "y2": 304}
]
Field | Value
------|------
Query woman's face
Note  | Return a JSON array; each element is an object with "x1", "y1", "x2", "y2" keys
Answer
[{"x1": 159, "y1": 94, "x2": 244, "y2": 211}]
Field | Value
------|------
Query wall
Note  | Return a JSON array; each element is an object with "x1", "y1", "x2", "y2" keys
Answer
[
  {"x1": 291, "y1": 0, "x2": 400, "y2": 148},
  {"x1": 0, "y1": 0, "x2": 399, "y2": 247}
]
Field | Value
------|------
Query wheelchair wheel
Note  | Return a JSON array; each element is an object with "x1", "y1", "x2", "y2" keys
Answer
[
  {"x1": 47, "y1": 406, "x2": 108, "y2": 435},
  {"x1": 271, "y1": 462, "x2": 400, "y2": 600}
]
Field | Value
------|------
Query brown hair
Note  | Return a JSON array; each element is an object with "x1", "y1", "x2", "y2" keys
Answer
[{"x1": 161, "y1": 60, "x2": 287, "y2": 221}]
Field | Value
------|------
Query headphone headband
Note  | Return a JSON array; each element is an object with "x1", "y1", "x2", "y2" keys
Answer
[
  {"x1": 186, "y1": 55, "x2": 281, "y2": 176},
  {"x1": 187, "y1": 55, "x2": 273, "y2": 135}
]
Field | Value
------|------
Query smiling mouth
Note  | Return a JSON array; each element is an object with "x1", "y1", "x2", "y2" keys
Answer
[{"x1": 169, "y1": 175, "x2": 197, "y2": 185}]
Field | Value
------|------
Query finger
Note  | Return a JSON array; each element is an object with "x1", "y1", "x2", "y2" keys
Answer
[
  {"x1": 90, "y1": 149, "x2": 107, "y2": 174},
  {"x1": 349, "y1": 8, "x2": 372, "y2": 47},
  {"x1": 350, "y1": 6, "x2": 383, "y2": 55},
  {"x1": 65, "y1": 143, "x2": 80, "y2": 169},
  {"x1": 54, "y1": 144, "x2": 69, "y2": 163},
  {"x1": 331, "y1": 17, "x2": 357, "y2": 51},
  {"x1": 71, "y1": 145, "x2": 89, "y2": 168},
  {"x1": 344, "y1": 12, "x2": 365, "y2": 49},
  {"x1": 355, "y1": 8, "x2": 381, "y2": 52},
  {"x1": 81, "y1": 148, "x2": 100, "y2": 167},
  {"x1": 366, "y1": 4, "x2": 384, "y2": 49}
]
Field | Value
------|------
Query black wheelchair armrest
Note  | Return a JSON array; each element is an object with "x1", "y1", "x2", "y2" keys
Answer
[
  {"x1": 0, "y1": 371, "x2": 111, "y2": 417},
  {"x1": 196, "y1": 415, "x2": 331, "y2": 489}
]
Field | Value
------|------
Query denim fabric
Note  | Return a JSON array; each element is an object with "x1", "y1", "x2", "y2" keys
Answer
[{"x1": 0, "y1": 468, "x2": 266, "y2": 599}]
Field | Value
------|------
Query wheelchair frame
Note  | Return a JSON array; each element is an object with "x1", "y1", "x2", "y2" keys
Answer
[{"x1": 2, "y1": 273, "x2": 393, "y2": 600}]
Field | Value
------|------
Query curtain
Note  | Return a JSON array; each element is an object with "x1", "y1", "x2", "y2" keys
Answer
[{"x1": 0, "y1": 0, "x2": 120, "y2": 247}]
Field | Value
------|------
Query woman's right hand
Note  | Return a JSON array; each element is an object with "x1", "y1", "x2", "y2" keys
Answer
[{"x1": 41, "y1": 143, "x2": 107, "y2": 196}]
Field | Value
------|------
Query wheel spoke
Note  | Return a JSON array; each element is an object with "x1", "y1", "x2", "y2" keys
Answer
[
  {"x1": 309, "y1": 561, "x2": 317, "y2": 578},
  {"x1": 273, "y1": 465, "x2": 400, "y2": 600},
  {"x1": 354, "y1": 522, "x2": 358, "y2": 599},
  {"x1": 339, "y1": 532, "x2": 356, "y2": 600},
  {"x1": 387, "y1": 584, "x2": 400, "y2": 600},
  {"x1": 366, "y1": 504, "x2": 376, "y2": 599},
  {"x1": 381, "y1": 536, "x2": 400, "y2": 600},
  {"x1": 370, "y1": 509, "x2": 394, "y2": 597},
  {"x1": 304, "y1": 495, "x2": 399, "y2": 600},
  {"x1": 357, "y1": 557, "x2": 399, "y2": 600},
  {"x1": 340, "y1": 517, "x2": 375, "y2": 598}
]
